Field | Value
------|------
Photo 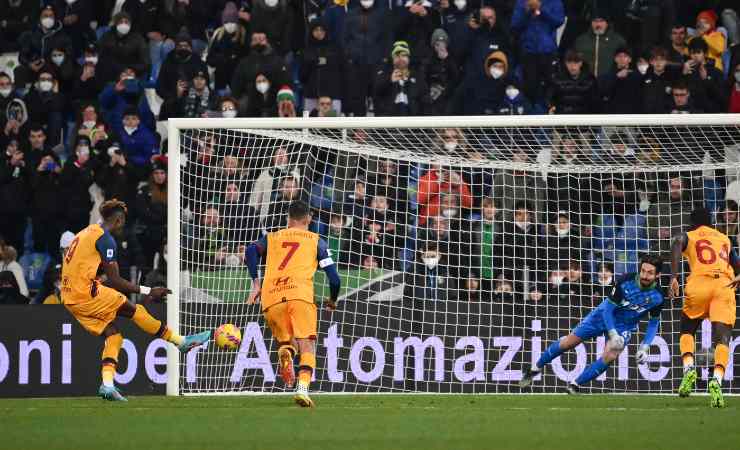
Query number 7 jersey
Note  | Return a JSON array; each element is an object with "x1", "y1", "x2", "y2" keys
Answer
[{"x1": 682, "y1": 225, "x2": 736, "y2": 281}]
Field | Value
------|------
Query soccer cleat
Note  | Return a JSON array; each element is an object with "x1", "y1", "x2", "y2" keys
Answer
[
  {"x1": 278, "y1": 348, "x2": 296, "y2": 388},
  {"x1": 709, "y1": 379, "x2": 725, "y2": 408},
  {"x1": 678, "y1": 368, "x2": 697, "y2": 398},
  {"x1": 566, "y1": 382, "x2": 581, "y2": 395},
  {"x1": 178, "y1": 330, "x2": 212, "y2": 352},
  {"x1": 98, "y1": 384, "x2": 127, "y2": 402},
  {"x1": 293, "y1": 383, "x2": 315, "y2": 408},
  {"x1": 519, "y1": 367, "x2": 541, "y2": 388}
]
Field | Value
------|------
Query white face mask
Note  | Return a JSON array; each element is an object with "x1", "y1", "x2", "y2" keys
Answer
[
  {"x1": 222, "y1": 109, "x2": 237, "y2": 118},
  {"x1": 117, "y1": 23, "x2": 131, "y2": 35},
  {"x1": 639, "y1": 198, "x2": 650, "y2": 212},
  {"x1": 264, "y1": 0, "x2": 279, "y2": 6},
  {"x1": 224, "y1": 22, "x2": 237, "y2": 34},
  {"x1": 124, "y1": 126, "x2": 137, "y2": 135},
  {"x1": 599, "y1": 275, "x2": 613, "y2": 286},
  {"x1": 443, "y1": 141, "x2": 457, "y2": 151},
  {"x1": 226, "y1": 254, "x2": 241, "y2": 266},
  {"x1": 514, "y1": 220, "x2": 529, "y2": 230},
  {"x1": 422, "y1": 256, "x2": 440, "y2": 270},
  {"x1": 85, "y1": 56, "x2": 98, "y2": 65},
  {"x1": 82, "y1": 120, "x2": 96, "y2": 129},
  {"x1": 505, "y1": 87, "x2": 519, "y2": 99},
  {"x1": 441, "y1": 208, "x2": 457, "y2": 218},
  {"x1": 38, "y1": 80, "x2": 53, "y2": 92},
  {"x1": 256, "y1": 81, "x2": 270, "y2": 94},
  {"x1": 51, "y1": 55, "x2": 65, "y2": 66},
  {"x1": 360, "y1": 0, "x2": 374, "y2": 9},
  {"x1": 77, "y1": 147, "x2": 90, "y2": 158},
  {"x1": 454, "y1": 0, "x2": 466, "y2": 10},
  {"x1": 735, "y1": 71, "x2": 740, "y2": 83},
  {"x1": 556, "y1": 227, "x2": 570, "y2": 237},
  {"x1": 0, "y1": 87, "x2": 12, "y2": 98},
  {"x1": 550, "y1": 275, "x2": 565, "y2": 286},
  {"x1": 41, "y1": 17, "x2": 55, "y2": 29},
  {"x1": 490, "y1": 67, "x2": 504, "y2": 79},
  {"x1": 593, "y1": 28, "x2": 606, "y2": 36},
  {"x1": 637, "y1": 63, "x2": 649, "y2": 75}
]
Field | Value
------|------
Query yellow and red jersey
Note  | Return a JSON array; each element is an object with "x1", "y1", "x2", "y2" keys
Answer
[
  {"x1": 682, "y1": 225, "x2": 735, "y2": 281},
  {"x1": 61, "y1": 224, "x2": 117, "y2": 304}
]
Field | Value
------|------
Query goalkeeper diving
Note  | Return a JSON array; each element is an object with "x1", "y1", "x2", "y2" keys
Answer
[{"x1": 520, "y1": 255, "x2": 665, "y2": 393}]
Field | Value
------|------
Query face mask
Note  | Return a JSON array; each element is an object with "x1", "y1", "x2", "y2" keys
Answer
[
  {"x1": 116, "y1": 23, "x2": 131, "y2": 35},
  {"x1": 51, "y1": 55, "x2": 65, "y2": 66},
  {"x1": 505, "y1": 87, "x2": 519, "y2": 99},
  {"x1": 275, "y1": 163, "x2": 287, "y2": 171},
  {"x1": 637, "y1": 63, "x2": 649, "y2": 75},
  {"x1": 41, "y1": 17, "x2": 55, "y2": 29},
  {"x1": 226, "y1": 254, "x2": 241, "y2": 266},
  {"x1": 550, "y1": 275, "x2": 564, "y2": 286},
  {"x1": 557, "y1": 227, "x2": 570, "y2": 237},
  {"x1": 85, "y1": 56, "x2": 98, "y2": 65},
  {"x1": 593, "y1": 28, "x2": 605, "y2": 36},
  {"x1": 38, "y1": 80, "x2": 53, "y2": 92},
  {"x1": 0, "y1": 87, "x2": 12, "y2": 98},
  {"x1": 360, "y1": 0, "x2": 374, "y2": 9},
  {"x1": 514, "y1": 220, "x2": 529, "y2": 230},
  {"x1": 77, "y1": 147, "x2": 90, "y2": 158},
  {"x1": 639, "y1": 198, "x2": 650, "y2": 212},
  {"x1": 735, "y1": 71, "x2": 740, "y2": 83},
  {"x1": 256, "y1": 81, "x2": 270, "y2": 94},
  {"x1": 224, "y1": 22, "x2": 237, "y2": 34},
  {"x1": 441, "y1": 208, "x2": 457, "y2": 218},
  {"x1": 82, "y1": 120, "x2": 96, "y2": 129},
  {"x1": 599, "y1": 275, "x2": 613, "y2": 286},
  {"x1": 422, "y1": 256, "x2": 440, "y2": 270},
  {"x1": 443, "y1": 141, "x2": 457, "y2": 151},
  {"x1": 264, "y1": 0, "x2": 278, "y2": 7},
  {"x1": 222, "y1": 109, "x2": 237, "y2": 118},
  {"x1": 124, "y1": 126, "x2": 137, "y2": 135},
  {"x1": 329, "y1": 225, "x2": 343, "y2": 236},
  {"x1": 490, "y1": 67, "x2": 504, "y2": 79},
  {"x1": 454, "y1": 0, "x2": 466, "y2": 10}
]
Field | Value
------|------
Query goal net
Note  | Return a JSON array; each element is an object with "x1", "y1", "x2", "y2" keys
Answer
[{"x1": 166, "y1": 115, "x2": 740, "y2": 395}]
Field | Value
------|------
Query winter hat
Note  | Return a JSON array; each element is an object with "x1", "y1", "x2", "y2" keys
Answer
[
  {"x1": 113, "y1": 11, "x2": 132, "y2": 25},
  {"x1": 697, "y1": 10, "x2": 718, "y2": 30},
  {"x1": 192, "y1": 69, "x2": 209, "y2": 83},
  {"x1": 391, "y1": 41, "x2": 410, "y2": 58},
  {"x1": 276, "y1": 86, "x2": 295, "y2": 104},
  {"x1": 485, "y1": 50, "x2": 508, "y2": 74},
  {"x1": 222, "y1": 2, "x2": 239, "y2": 24},
  {"x1": 151, "y1": 158, "x2": 167, "y2": 173},
  {"x1": 430, "y1": 28, "x2": 449, "y2": 47}
]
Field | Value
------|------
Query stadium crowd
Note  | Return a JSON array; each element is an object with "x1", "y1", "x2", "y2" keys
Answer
[{"x1": 1, "y1": 0, "x2": 740, "y2": 304}]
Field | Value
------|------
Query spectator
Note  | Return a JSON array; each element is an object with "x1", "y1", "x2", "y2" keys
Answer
[
  {"x1": 0, "y1": 73, "x2": 19, "y2": 129},
  {"x1": 666, "y1": 78, "x2": 702, "y2": 114},
  {"x1": 23, "y1": 125, "x2": 52, "y2": 170},
  {"x1": 122, "y1": 0, "x2": 178, "y2": 80},
  {"x1": 0, "y1": 245, "x2": 28, "y2": 297},
  {"x1": 326, "y1": 212, "x2": 350, "y2": 266},
  {"x1": 470, "y1": 196, "x2": 502, "y2": 287},
  {"x1": 647, "y1": 174, "x2": 697, "y2": 258},
  {"x1": 161, "y1": 69, "x2": 216, "y2": 119},
  {"x1": 573, "y1": 11, "x2": 627, "y2": 78},
  {"x1": 418, "y1": 215, "x2": 463, "y2": 278},
  {"x1": 263, "y1": 176, "x2": 304, "y2": 232},
  {"x1": 54, "y1": 0, "x2": 95, "y2": 54},
  {"x1": 172, "y1": 0, "x2": 211, "y2": 56},
  {"x1": 156, "y1": 30, "x2": 208, "y2": 103},
  {"x1": 492, "y1": 148, "x2": 546, "y2": 222},
  {"x1": 40, "y1": 263, "x2": 62, "y2": 304},
  {"x1": 97, "y1": 142, "x2": 137, "y2": 205},
  {"x1": 98, "y1": 11, "x2": 150, "y2": 83},
  {"x1": 73, "y1": 103, "x2": 111, "y2": 156},
  {"x1": 689, "y1": 10, "x2": 726, "y2": 72},
  {"x1": 250, "y1": 0, "x2": 294, "y2": 57},
  {"x1": 667, "y1": 24, "x2": 688, "y2": 66},
  {"x1": 591, "y1": 262, "x2": 614, "y2": 304},
  {"x1": 730, "y1": 63, "x2": 740, "y2": 113},
  {"x1": 0, "y1": 270, "x2": 27, "y2": 304},
  {"x1": 206, "y1": 2, "x2": 249, "y2": 94},
  {"x1": 367, "y1": 159, "x2": 409, "y2": 224},
  {"x1": 231, "y1": 32, "x2": 289, "y2": 113},
  {"x1": 217, "y1": 181, "x2": 255, "y2": 244},
  {"x1": 545, "y1": 210, "x2": 584, "y2": 271},
  {"x1": 115, "y1": 108, "x2": 159, "y2": 174},
  {"x1": 461, "y1": 4, "x2": 512, "y2": 78},
  {"x1": 641, "y1": 46, "x2": 680, "y2": 114},
  {"x1": 717, "y1": 200, "x2": 740, "y2": 250},
  {"x1": 681, "y1": 38, "x2": 727, "y2": 113},
  {"x1": 218, "y1": 97, "x2": 240, "y2": 118},
  {"x1": 404, "y1": 241, "x2": 458, "y2": 303},
  {"x1": 300, "y1": 19, "x2": 343, "y2": 115},
  {"x1": 547, "y1": 50, "x2": 599, "y2": 114},
  {"x1": 556, "y1": 259, "x2": 592, "y2": 302},
  {"x1": 308, "y1": 96, "x2": 339, "y2": 117},
  {"x1": 135, "y1": 159, "x2": 167, "y2": 266},
  {"x1": 60, "y1": 136, "x2": 95, "y2": 232},
  {"x1": 343, "y1": 0, "x2": 388, "y2": 116},
  {"x1": 599, "y1": 46, "x2": 643, "y2": 114},
  {"x1": 423, "y1": 29, "x2": 460, "y2": 115},
  {"x1": 99, "y1": 67, "x2": 155, "y2": 132},
  {"x1": 497, "y1": 81, "x2": 534, "y2": 115},
  {"x1": 49, "y1": 45, "x2": 78, "y2": 94},
  {"x1": 0, "y1": 0, "x2": 40, "y2": 53},
  {"x1": 185, "y1": 206, "x2": 227, "y2": 270},
  {"x1": 30, "y1": 152, "x2": 64, "y2": 254},
  {"x1": 342, "y1": 177, "x2": 368, "y2": 222},
  {"x1": 25, "y1": 68, "x2": 66, "y2": 146},
  {"x1": 276, "y1": 86, "x2": 297, "y2": 118},
  {"x1": 352, "y1": 193, "x2": 402, "y2": 270},
  {"x1": 0, "y1": 139, "x2": 30, "y2": 252},
  {"x1": 374, "y1": 41, "x2": 427, "y2": 116},
  {"x1": 70, "y1": 44, "x2": 105, "y2": 111},
  {"x1": 244, "y1": 73, "x2": 279, "y2": 117},
  {"x1": 511, "y1": 0, "x2": 565, "y2": 103},
  {"x1": 440, "y1": 0, "x2": 471, "y2": 66},
  {"x1": 449, "y1": 50, "x2": 509, "y2": 115},
  {"x1": 417, "y1": 164, "x2": 473, "y2": 226},
  {"x1": 392, "y1": 0, "x2": 438, "y2": 63},
  {"x1": 547, "y1": 133, "x2": 589, "y2": 222},
  {"x1": 18, "y1": 6, "x2": 73, "y2": 74}
]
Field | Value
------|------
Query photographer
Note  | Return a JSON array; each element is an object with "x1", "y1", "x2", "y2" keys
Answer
[
  {"x1": 374, "y1": 41, "x2": 426, "y2": 116},
  {"x1": 96, "y1": 143, "x2": 137, "y2": 206},
  {"x1": 682, "y1": 38, "x2": 727, "y2": 113},
  {"x1": 30, "y1": 152, "x2": 64, "y2": 253}
]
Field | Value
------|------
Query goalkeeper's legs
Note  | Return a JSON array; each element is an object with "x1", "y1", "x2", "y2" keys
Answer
[
  {"x1": 294, "y1": 338, "x2": 316, "y2": 408},
  {"x1": 568, "y1": 342, "x2": 622, "y2": 392},
  {"x1": 678, "y1": 314, "x2": 701, "y2": 397},
  {"x1": 520, "y1": 333, "x2": 582, "y2": 388},
  {"x1": 98, "y1": 324, "x2": 126, "y2": 402}
]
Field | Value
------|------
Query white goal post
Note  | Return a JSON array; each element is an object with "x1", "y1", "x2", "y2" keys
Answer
[{"x1": 167, "y1": 114, "x2": 740, "y2": 396}]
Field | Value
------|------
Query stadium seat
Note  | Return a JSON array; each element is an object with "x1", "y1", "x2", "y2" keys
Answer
[{"x1": 19, "y1": 252, "x2": 51, "y2": 291}]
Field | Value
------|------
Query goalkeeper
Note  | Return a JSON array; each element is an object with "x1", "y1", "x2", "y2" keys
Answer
[{"x1": 520, "y1": 255, "x2": 665, "y2": 393}]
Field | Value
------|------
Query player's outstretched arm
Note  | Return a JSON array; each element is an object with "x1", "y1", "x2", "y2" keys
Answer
[
  {"x1": 102, "y1": 261, "x2": 170, "y2": 299},
  {"x1": 318, "y1": 238, "x2": 341, "y2": 310},
  {"x1": 669, "y1": 234, "x2": 687, "y2": 298}
]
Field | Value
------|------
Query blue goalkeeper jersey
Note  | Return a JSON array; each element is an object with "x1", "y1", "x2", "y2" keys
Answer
[{"x1": 594, "y1": 273, "x2": 665, "y2": 332}]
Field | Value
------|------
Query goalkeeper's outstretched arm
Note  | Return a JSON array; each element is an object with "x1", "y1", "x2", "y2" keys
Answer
[
  {"x1": 318, "y1": 238, "x2": 340, "y2": 310},
  {"x1": 245, "y1": 238, "x2": 266, "y2": 304}
]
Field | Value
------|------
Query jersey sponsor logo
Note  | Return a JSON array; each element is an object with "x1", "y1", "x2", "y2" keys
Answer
[{"x1": 274, "y1": 276, "x2": 291, "y2": 287}]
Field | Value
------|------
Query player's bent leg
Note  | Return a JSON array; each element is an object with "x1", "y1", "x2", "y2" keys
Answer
[
  {"x1": 569, "y1": 343, "x2": 621, "y2": 393},
  {"x1": 98, "y1": 324, "x2": 127, "y2": 402},
  {"x1": 678, "y1": 313, "x2": 702, "y2": 397},
  {"x1": 520, "y1": 333, "x2": 582, "y2": 388},
  {"x1": 293, "y1": 338, "x2": 316, "y2": 408},
  {"x1": 126, "y1": 303, "x2": 211, "y2": 352}
]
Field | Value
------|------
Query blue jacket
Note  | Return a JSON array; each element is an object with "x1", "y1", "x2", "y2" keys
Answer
[
  {"x1": 442, "y1": 7, "x2": 470, "y2": 65},
  {"x1": 98, "y1": 83, "x2": 155, "y2": 132},
  {"x1": 342, "y1": 5, "x2": 388, "y2": 66},
  {"x1": 114, "y1": 125, "x2": 159, "y2": 168},
  {"x1": 510, "y1": 0, "x2": 564, "y2": 55},
  {"x1": 496, "y1": 91, "x2": 534, "y2": 115}
]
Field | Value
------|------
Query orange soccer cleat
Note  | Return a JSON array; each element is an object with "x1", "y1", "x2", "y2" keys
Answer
[{"x1": 278, "y1": 347, "x2": 296, "y2": 388}]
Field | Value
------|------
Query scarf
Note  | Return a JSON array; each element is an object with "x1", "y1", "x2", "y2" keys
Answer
[{"x1": 184, "y1": 87, "x2": 210, "y2": 118}]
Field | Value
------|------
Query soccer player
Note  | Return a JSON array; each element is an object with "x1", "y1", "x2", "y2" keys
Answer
[
  {"x1": 671, "y1": 207, "x2": 738, "y2": 408},
  {"x1": 245, "y1": 200, "x2": 341, "y2": 407},
  {"x1": 61, "y1": 200, "x2": 211, "y2": 401},
  {"x1": 520, "y1": 255, "x2": 665, "y2": 393}
]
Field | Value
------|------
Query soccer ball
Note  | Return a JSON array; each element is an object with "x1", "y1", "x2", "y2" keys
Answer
[{"x1": 214, "y1": 324, "x2": 242, "y2": 350}]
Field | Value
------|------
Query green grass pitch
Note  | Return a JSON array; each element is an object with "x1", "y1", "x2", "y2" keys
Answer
[{"x1": 1, "y1": 395, "x2": 738, "y2": 450}]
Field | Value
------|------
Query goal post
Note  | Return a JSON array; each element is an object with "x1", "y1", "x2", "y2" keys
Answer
[{"x1": 167, "y1": 114, "x2": 740, "y2": 396}]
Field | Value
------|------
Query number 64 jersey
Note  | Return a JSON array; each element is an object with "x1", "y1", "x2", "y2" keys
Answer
[
  {"x1": 681, "y1": 225, "x2": 738, "y2": 325},
  {"x1": 255, "y1": 228, "x2": 333, "y2": 312}
]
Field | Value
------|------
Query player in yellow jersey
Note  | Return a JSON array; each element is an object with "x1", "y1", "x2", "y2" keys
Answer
[
  {"x1": 245, "y1": 201, "x2": 340, "y2": 407},
  {"x1": 670, "y1": 207, "x2": 739, "y2": 407},
  {"x1": 61, "y1": 199, "x2": 211, "y2": 401}
]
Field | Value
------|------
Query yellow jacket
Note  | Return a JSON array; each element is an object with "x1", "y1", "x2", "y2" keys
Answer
[{"x1": 692, "y1": 32, "x2": 726, "y2": 72}]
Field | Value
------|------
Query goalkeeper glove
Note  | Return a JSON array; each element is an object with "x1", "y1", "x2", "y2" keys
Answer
[
  {"x1": 635, "y1": 345, "x2": 649, "y2": 365},
  {"x1": 608, "y1": 329, "x2": 625, "y2": 350}
]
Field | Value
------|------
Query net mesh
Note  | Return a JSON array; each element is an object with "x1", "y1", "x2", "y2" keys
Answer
[{"x1": 175, "y1": 122, "x2": 740, "y2": 394}]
